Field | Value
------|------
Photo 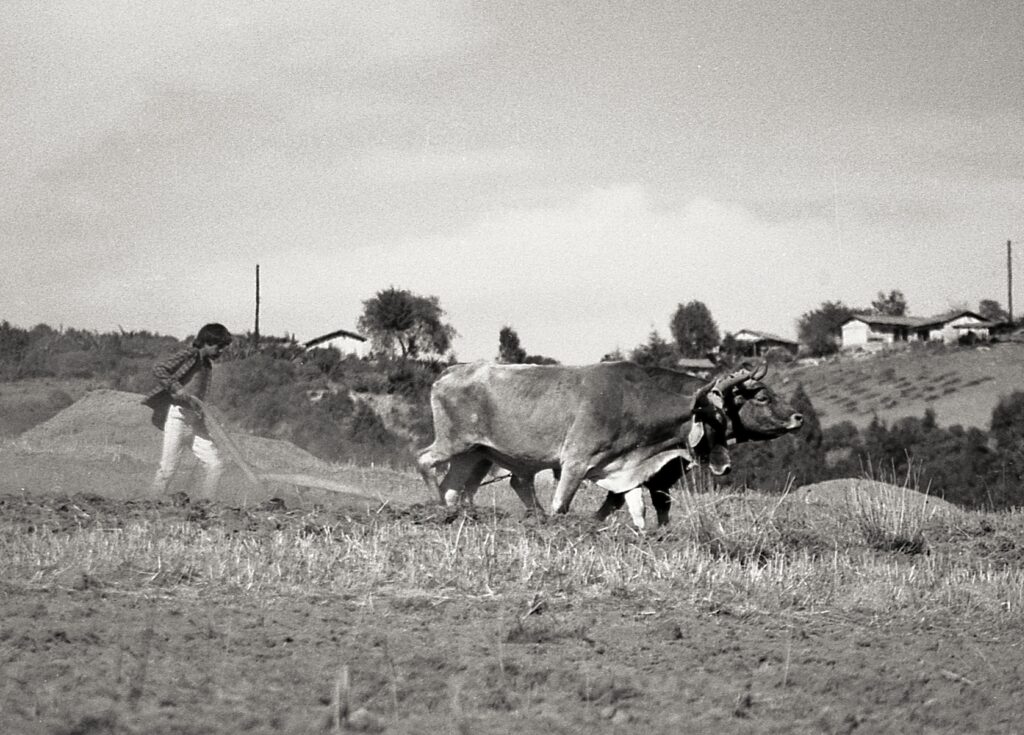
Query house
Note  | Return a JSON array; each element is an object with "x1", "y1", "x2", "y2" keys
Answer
[
  {"x1": 840, "y1": 311, "x2": 989, "y2": 349},
  {"x1": 730, "y1": 329, "x2": 801, "y2": 358}
]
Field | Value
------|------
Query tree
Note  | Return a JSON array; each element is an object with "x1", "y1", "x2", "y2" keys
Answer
[
  {"x1": 797, "y1": 301, "x2": 855, "y2": 356},
  {"x1": 978, "y1": 299, "x2": 1009, "y2": 322},
  {"x1": 0, "y1": 320, "x2": 30, "y2": 378},
  {"x1": 718, "y1": 332, "x2": 741, "y2": 362},
  {"x1": 523, "y1": 353, "x2": 559, "y2": 365},
  {"x1": 990, "y1": 391, "x2": 1024, "y2": 451},
  {"x1": 629, "y1": 330, "x2": 679, "y2": 369},
  {"x1": 988, "y1": 392, "x2": 1024, "y2": 508},
  {"x1": 872, "y1": 289, "x2": 908, "y2": 316},
  {"x1": 357, "y1": 287, "x2": 457, "y2": 361},
  {"x1": 670, "y1": 301, "x2": 720, "y2": 358},
  {"x1": 497, "y1": 326, "x2": 528, "y2": 363},
  {"x1": 497, "y1": 325, "x2": 558, "y2": 364}
]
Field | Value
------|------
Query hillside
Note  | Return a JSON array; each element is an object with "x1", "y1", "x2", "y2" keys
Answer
[{"x1": 780, "y1": 341, "x2": 1024, "y2": 430}]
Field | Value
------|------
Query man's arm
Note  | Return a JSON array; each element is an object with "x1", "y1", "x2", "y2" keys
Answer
[{"x1": 152, "y1": 349, "x2": 200, "y2": 405}]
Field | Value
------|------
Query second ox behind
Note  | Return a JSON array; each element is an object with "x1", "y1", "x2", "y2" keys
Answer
[{"x1": 416, "y1": 360, "x2": 803, "y2": 528}]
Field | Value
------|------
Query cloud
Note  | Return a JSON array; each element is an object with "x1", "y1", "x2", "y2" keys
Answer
[
  {"x1": 1, "y1": 1, "x2": 476, "y2": 171},
  {"x1": 300, "y1": 185, "x2": 837, "y2": 362}
]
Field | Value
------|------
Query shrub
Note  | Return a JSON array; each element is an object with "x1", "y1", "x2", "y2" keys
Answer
[
  {"x1": 386, "y1": 361, "x2": 444, "y2": 400},
  {"x1": 763, "y1": 346, "x2": 795, "y2": 365}
]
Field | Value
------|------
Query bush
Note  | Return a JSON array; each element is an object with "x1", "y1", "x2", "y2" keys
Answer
[
  {"x1": 762, "y1": 346, "x2": 795, "y2": 365},
  {"x1": 211, "y1": 353, "x2": 413, "y2": 466},
  {"x1": 386, "y1": 361, "x2": 444, "y2": 400},
  {"x1": 54, "y1": 350, "x2": 114, "y2": 379}
]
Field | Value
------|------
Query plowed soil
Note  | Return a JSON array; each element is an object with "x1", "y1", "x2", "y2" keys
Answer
[{"x1": 3, "y1": 392, "x2": 1024, "y2": 733}]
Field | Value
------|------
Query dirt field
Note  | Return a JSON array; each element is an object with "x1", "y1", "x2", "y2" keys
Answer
[
  {"x1": 3, "y1": 492, "x2": 1023, "y2": 735},
  {"x1": 3, "y1": 392, "x2": 1024, "y2": 733}
]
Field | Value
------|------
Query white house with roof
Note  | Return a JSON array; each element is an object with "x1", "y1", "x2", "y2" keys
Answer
[{"x1": 840, "y1": 311, "x2": 989, "y2": 349}]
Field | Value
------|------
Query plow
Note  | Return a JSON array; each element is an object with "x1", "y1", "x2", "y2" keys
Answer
[{"x1": 193, "y1": 398, "x2": 378, "y2": 499}]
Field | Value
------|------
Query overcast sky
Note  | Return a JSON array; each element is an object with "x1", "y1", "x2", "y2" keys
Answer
[{"x1": 3, "y1": 1, "x2": 1022, "y2": 363}]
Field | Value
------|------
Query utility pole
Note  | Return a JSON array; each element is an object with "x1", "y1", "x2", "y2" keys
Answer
[
  {"x1": 254, "y1": 263, "x2": 261, "y2": 344},
  {"x1": 1008, "y1": 241, "x2": 1014, "y2": 325}
]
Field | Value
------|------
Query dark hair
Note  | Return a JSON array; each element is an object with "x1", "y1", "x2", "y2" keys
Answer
[{"x1": 193, "y1": 323, "x2": 233, "y2": 348}]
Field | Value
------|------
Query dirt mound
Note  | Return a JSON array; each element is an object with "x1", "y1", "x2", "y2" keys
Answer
[
  {"x1": 790, "y1": 478, "x2": 961, "y2": 517},
  {"x1": 6, "y1": 389, "x2": 406, "y2": 507},
  {"x1": 20, "y1": 390, "x2": 328, "y2": 472}
]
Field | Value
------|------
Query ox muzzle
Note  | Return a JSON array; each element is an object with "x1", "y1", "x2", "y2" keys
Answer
[{"x1": 708, "y1": 445, "x2": 731, "y2": 476}]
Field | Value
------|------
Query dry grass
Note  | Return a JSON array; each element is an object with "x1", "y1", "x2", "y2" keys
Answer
[{"x1": 3, "y1": 483, "x2": 1023, "y2": 624}]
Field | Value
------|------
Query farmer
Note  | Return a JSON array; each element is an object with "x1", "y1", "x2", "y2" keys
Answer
[{"x1": 142, "y1": 323, "x2": 233, "y2": 497}]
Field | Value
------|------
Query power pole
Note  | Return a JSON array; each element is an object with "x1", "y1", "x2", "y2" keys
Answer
[
  {"x1": 1008, "y1": 241, "x2": 1014, "y2": 325},
  {"x1": 254, "y1": 263, "x2": 261, "y2": 344}
]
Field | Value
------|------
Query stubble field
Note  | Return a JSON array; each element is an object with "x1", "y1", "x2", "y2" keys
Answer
[{"x1": 2, "y1": 391, "x2": 1024, "y2": 733}]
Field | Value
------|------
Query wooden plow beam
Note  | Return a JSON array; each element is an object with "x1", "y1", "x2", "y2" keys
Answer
[{"x1": 193, "y1": 398, "x2": 376, "y2": 499}]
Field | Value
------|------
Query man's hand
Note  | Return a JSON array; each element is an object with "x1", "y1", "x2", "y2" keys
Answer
[{"x1": 175, "y1": 393, "x2": 204, "y2": 414}]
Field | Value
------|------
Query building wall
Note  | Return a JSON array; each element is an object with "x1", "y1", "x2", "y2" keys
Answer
[
  {"x1": 934, "y1": 315, "x2": 988, "y2": 343},
  {"x1": 841, "y1": 321, "x2": 863, "y2": 346},
  {"x1": 842, "y1": 321, "x2": 919, "y2": 348},
  {"x1": 844, "y1": 315, "x2": 987, "y2": 348},
  {"x1": 841, "y1": 321, "x2": 872, "y2": 346}
]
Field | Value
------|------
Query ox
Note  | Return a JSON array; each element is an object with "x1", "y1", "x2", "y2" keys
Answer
[
  {"x1": 591, "y1": 362, "x2": 804, "y2": 525},
  {"x1": 417, "y1": 361, "x2": 803, "y2": 528},
  {"x1": 438, "y1": 368, "x2": 742, "y2": 523}
]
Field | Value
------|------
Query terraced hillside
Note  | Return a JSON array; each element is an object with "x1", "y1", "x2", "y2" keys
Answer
[{"x1": 782, "y1": 341, "x2": 1024, "y2": 430}]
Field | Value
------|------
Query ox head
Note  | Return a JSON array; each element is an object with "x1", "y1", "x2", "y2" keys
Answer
[{"x1": 687, "y1": 362, "x2": 804, "y2": 476}]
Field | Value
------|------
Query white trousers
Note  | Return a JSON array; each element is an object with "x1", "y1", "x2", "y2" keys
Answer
[{"x1": 152, "y1": 404, "x2": 224, "y2": 497}]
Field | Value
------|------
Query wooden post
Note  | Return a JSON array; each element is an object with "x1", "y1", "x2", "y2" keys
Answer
[
  {"x1": 254, "y1": 263, "x2": 261, "y2": 344},
  {"x1": 1008, "y1": 241, "x2": 1014, "y2": 326}
]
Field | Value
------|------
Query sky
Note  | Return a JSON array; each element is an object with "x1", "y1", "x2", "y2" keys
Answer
[{"x1": 3, "y1": 1, "x2": 1023, "y2": 364}]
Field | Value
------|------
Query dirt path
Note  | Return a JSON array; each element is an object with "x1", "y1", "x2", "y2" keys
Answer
[{"x1": 4, "y1": 581, "x2": 1022, "y2": 734}]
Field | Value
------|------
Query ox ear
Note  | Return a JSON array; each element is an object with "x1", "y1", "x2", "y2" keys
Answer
[{"x1": 688, "y1": 420, "x2": 705, "y2": 449}]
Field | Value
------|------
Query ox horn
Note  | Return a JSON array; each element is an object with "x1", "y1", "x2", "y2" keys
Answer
[
  {"x1": 713, "y1": 368, "x2": 753, "y2": 393},
  {"x1": 713, "y1": 361, "x2": 768, "y2": 393},
  {"x1": 690, "y1": 377, "x2": 723, "y2": 413}
]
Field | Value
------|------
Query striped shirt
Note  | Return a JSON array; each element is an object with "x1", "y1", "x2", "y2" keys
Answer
[{"x1": 141, "y1": 347, "x2": 213, "y2": 407}]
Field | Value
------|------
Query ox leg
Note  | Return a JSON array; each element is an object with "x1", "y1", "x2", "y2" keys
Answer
[
  {"x1": 417, "y1": 444, "x2": 452, "y2": 504},
  {"x1": 623, "y1": 488, "x2": 646, "y2": 531},
  {"x1": 453, "y1": 456, "x2": 494, "y2": 507},
  {"x1": 644, "y1": 458, "x2": 684, "y2": 527},
  {"x1": 550, "y1": 461, "x2": 587, "y2": 515},
  {"x1": 648, "y1": 485, "x2": 672, "y2": 527},
  {"x1": 595, "y1": 491, "x2": 626, "y2": 521},
  {"x1": 439, "y1": 453, "x2": 490, "y2": 507},
  {"x1": 510, "y1": 473, "x2": 545, "y2": 514}
]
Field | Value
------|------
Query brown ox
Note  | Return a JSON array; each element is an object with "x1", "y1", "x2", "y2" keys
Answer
[{"x1": 417, "y1": 361, "x2": 802, "y2": 528}]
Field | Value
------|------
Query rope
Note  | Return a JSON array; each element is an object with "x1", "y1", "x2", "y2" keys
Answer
[{"x1": 478, "y1": 472, "x2": 513, "y2": 487}]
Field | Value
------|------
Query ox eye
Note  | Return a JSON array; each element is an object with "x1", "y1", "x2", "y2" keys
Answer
[{"x1": 754, "y1": 393, "x2": 769, "y2": 403}]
